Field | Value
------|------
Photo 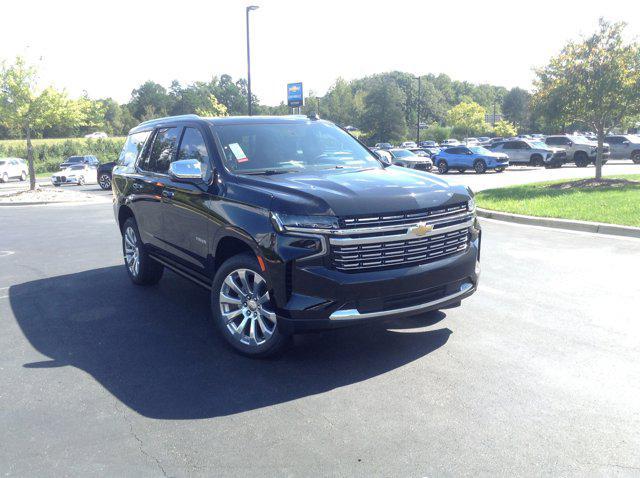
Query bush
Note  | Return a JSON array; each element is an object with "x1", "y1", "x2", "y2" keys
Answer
[{"x1": 0, "y1": 137, "x2": 126, "y2": 173}]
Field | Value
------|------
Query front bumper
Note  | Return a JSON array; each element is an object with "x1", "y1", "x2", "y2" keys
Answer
[
  {"x1": 51, "y1": 176, "x2": 81, "y2": 185},
  {"x1": 489, "y1": 160, "x2": 509, "y2": 169},
  {"x1": 273, "y1": 220, "x2": 481, "y2": 333}
]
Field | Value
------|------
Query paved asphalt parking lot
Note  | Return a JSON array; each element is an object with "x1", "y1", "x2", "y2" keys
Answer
[{"x1": 1, "y1": 200, "x2": 639, "y2": 476}]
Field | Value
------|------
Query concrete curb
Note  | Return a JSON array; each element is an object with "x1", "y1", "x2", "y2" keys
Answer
[
  {"x1": 477, "y1": 207, "x2": 640, "y2": 239},
  {"x1": 0, "y1": 199, "x2": 110, "y2": 207}
]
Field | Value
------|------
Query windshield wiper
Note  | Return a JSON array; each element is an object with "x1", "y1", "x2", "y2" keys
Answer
[{"x1": 241, "y1": 169, "x2": 300, "y2": 176}]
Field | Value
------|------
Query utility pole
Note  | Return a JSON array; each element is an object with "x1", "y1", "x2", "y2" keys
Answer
[
  {"x1": 414, "y1": 76, "x2": 421, "y2": 144},
  {"x1": 246, "y1": 6, "x2": 259, "y2": 116}
]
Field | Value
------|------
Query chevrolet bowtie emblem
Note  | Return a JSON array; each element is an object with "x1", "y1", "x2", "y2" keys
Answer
[{"x1": 412, "y1": 222, "x2": 433, "y2": 236}]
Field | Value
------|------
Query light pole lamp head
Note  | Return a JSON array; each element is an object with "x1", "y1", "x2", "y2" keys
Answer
[{"x1": 247, "y1": 5, "x2": 259, "y2": 12}]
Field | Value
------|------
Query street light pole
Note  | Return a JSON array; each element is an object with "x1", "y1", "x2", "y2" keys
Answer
[
  {"x1": 414, "y1": 76, "x2": 421, "y2": 144},
  {"x1": 246, "y1": 5, "x2": 259, "y2": 116}
]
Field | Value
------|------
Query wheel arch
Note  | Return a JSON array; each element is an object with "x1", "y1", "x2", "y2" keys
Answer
[
  {"x1": 117, "y1": 205, "x2": 135, "y2": 233},
  {"x1": 212, "y1": 229, "x2": 264, "y2": 272}
]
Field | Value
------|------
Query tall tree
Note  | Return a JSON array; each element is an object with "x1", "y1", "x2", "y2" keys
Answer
[
  {"x1": 446, "y1": 101, "x2": 490, "y2": 137},
  {"x1": 502, "y1": 87, "x2": 531, "y2": 131},
  {"x1": 533, "y1": 19, "x2": 640, "y2": 179},
  {"x1": 362, "y1": 80, "x2": 407, "y2": 143},
  {"x1": 0, "y1": 57, "x2": 79, "y2": 189}
]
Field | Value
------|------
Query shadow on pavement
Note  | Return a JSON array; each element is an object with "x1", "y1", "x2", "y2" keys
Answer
[{"x1": 10, "y1": 266, "x2": 450, "y2": 419}]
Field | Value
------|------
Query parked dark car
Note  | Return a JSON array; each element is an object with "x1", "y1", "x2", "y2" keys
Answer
[
  {"x1": 97, "y1": 161, "x2": 116, "y2": 190},
  {"x1": 112, "y1": 114, "x2": 481, "y2": 357},
  {"x1": 59, "y1": 155, "x2": 99, "y2": 169}
]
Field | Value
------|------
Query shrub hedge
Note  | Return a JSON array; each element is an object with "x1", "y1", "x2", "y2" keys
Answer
[{"x1": 0, "y1": 137, "x2": 126, "y2": 173}]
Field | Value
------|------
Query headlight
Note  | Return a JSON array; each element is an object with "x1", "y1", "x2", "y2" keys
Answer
[
  {"x1": 271, "y1": 213, "x2": 339, "y2": 232},
  {"x1": 467, "y1": 198, "x2": 476, "y2": 213}
]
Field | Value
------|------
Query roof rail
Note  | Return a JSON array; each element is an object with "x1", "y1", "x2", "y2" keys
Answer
[{"x1": 137, "y1": 114, "x2": 200, "y2": 126}]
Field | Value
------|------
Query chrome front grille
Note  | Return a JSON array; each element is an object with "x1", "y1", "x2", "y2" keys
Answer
[
  {"x1": 340, "y1": 203, "x2": 468, "y2": 229},
  {"x1": 330, "y1": 203, "x2": 473, "y2": 272},
  {"x1": 332, "y1": 228, "x2": 469, "y2": 271}
]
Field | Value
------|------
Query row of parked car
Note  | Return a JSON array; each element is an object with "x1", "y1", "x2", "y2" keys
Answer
[
  {"x1": 371, "y1": 133, "x2": 640, "y2": 174},
  {"x1": 48, "y1": 155, "x2": 116, "y2": 189}
]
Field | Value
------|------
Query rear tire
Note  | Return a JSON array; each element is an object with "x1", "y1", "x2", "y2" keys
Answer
[
  {"x1": 437, "y1": 160, "x2": 449, "y2": 174},
  {"x1": 98, "y1": 173, "x2": 112, "y2": 190},
  {"x1": 631, "y1": 151, "x2": 640, "y2": 164},
  {"x1": 20, "y1": 171, "x2": 27, "y2": 181},
  {"x1": 122, "y1": 217, "x2": 164, "y2": 286},
  {"x1": 474, "y1": 160, "x2": 487, "y2": 174},
  {"x1": 1, "y1": 173, "x2": 7, "y2": 183},
  {"x1": 211, "y1": 253, "x2": 290, "y2": 358}
]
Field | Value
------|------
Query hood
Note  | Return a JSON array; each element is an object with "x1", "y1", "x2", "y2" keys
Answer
[
  {"x1": 481, "y1": 151, "x2": 508, "y2": 160},
  {"x1": 395, "y1": 156, "x2": 432, "y2": 163},
  {"x1": 233, "y1": 167, "x2": 470, "y2": 217}
]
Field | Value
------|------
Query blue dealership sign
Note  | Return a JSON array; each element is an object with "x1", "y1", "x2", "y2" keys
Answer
[{"x1": 287, "y1": 82, "x2": 303, "y2": 107}]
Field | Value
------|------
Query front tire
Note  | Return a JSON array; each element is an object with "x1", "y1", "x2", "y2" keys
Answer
[
  {"x1": 1, "y1": 173, "x2": 8, "y2": 183},
  {"x1": 474, "y1": 160, "x2": 487, "y2": 174},
  {"x1": 530, "y1": 155, "x2": 544, "y2": 167},
  {"x1": 211, "y1": 253, "x2": 289, "y2": 358},
  {"x1": 20, "y1": 171, "x2": 27, "y2": 181},
  {"x1": 122, "y1": 217, "x2": 164, "y2": 286},
  {"x1": 574, "y1": 152, "x2": 589, "y2": 167},
  {"x1": 631, "y1": 151, "x2": 640, "y2": 164}
]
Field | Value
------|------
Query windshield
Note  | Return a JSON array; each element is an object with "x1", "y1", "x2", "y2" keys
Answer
[
  {"x1": 215, "y1": 121, "x2": 381, "y2": 174},
  {"x1": 470, "y1": 146, "x2": 492, "y2": 154},
  {"x1": 391, "y1": 150, "x2": 417, "y2": 158},
  {"x1": 69, "y1": 165, "x2": 86, "y2": 170},
  {"x1": 571, "y1": 135, "x2": 590, "y2": 143}
]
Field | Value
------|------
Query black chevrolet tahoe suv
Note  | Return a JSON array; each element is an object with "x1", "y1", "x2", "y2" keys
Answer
[{"x1": 112, "y1": 114, "x2": 481, "y2": 357}]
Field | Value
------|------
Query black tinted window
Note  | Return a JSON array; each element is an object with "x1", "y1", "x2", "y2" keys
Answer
[
  {"x1": 120, "y1": 131, "x2": 151, "y2": 167},
  {"x1": 177, "y1": 128, "x2": 210, "y2": 163},
  {"x1": 545, "y1": 137, "x2": 559, "y2": 145},
  {"x1": 144, "y1": 128, "x2": 179, "y2": 174},
  {"x1": 605, "y1": 136, "x2": 622, "y2": 144}
]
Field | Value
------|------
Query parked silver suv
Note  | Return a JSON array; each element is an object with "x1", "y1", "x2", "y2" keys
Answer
[
  {"x1": 604, "y1": 135, "x2": 640, "y2": 163},
  {"x1": 544, "y1": 135, "x2": 610, "y2": 167},
  {"x1": 490, "y1": 139, "x2": 567, "y2": 168}
]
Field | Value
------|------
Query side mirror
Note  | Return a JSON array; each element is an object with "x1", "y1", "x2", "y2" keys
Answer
[
  {"x1": 169, "y1": 159, "x2": 204, "y2": 181},
  {"x1": 374, "y1": 151, "x2": 392, "y2": 165},
  {"x1": 567, "y1": 141, "x2": 573, "y2": 147}
]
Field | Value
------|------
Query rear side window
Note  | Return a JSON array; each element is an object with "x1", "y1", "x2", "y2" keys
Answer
[
  {"x1": 143, "y1": 127, "x2": 180, "y2": 174},
  {"x1": 545, "y1": 137, "x2": 559, "y2": 145},
  {"x1": 119, "y1": 131, "x2": 151, "y2": 166}
]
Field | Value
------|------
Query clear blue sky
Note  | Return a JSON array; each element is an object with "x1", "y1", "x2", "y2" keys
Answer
[{"x1": 1, "y1": 0, "x2": 637, "y2": 105}]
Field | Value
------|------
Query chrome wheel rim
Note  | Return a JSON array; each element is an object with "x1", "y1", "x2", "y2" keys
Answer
[
  {"x1": 124, "y1": 226, "x2": 140, "y2": 277},
  {"x1": 219, "y1": 268, "x2": 276, "y2": 347},
  {"x1": 99, "y1": 174, "x2": 111, "y2": 189}
]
